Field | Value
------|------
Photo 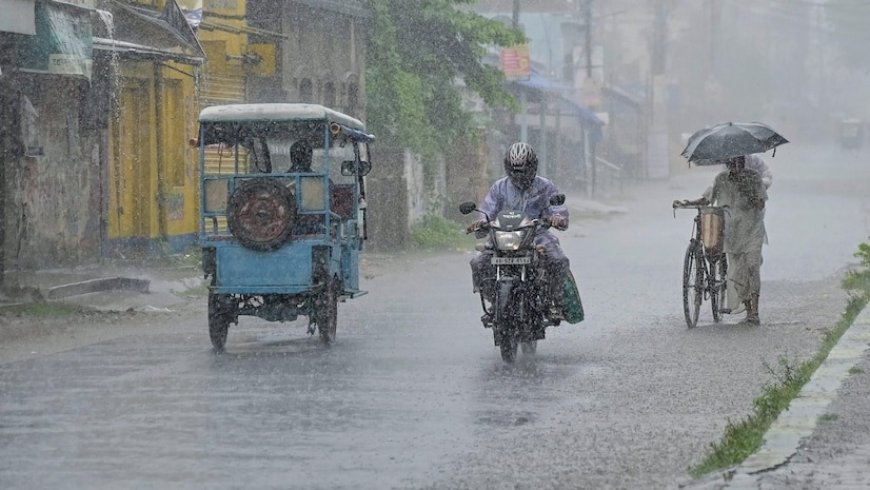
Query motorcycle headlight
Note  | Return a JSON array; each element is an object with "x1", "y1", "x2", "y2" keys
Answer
[{"x1": 494, "y1": 230, "x2": 525, "y2": 251}]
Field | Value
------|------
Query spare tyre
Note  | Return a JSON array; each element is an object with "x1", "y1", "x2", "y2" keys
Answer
[{"x1": 227, "y1": 178, "x2": 296, "y2": 251}]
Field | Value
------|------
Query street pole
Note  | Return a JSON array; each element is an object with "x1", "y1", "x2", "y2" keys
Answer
[
  {"x1": 648, "y1": 0, "x2": 670, "y2": 180},
  {"x1": 584, "y1": 0, "x2": 597, "y2": 197},
  {"x1": 585, "y1": 0, "x2": 593, "y2": 79},
  {"x1": 513, "y1": 0, "x2": 528, "y2": 145},
  {"x1": 709, "y1": 0, "x2": 719, "y2": 79},
  {"x1": 652, "y1": 0, "x2": 666, "y2": 77}
]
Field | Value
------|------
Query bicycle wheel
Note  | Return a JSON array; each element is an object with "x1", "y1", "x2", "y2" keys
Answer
[{"x1": 682, "y1": 242, "x2": 704, "y2": 328}]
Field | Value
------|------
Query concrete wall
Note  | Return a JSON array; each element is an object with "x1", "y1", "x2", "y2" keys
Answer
[
  {"x1": 365, "y1": 148, "x2": 447, "y2": 252},
  {"x1": 277, "y1": 1, "x2": 369, "y2": 118},
  {"x1": 4, "y1": 76, "x2": 103, "y2": 272}
]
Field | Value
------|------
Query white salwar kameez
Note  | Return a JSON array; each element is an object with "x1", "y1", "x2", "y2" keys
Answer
[{"x1": 704, "y1": 168, "x2": 768, "y2": 310}]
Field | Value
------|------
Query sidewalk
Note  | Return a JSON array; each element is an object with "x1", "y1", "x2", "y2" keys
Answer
[
  {"x1": 0, "y1": 261, "x2": 205, "y2": 313},
  {"x1": 686, "y1": 303, "x2": 870, "y2": 489}
]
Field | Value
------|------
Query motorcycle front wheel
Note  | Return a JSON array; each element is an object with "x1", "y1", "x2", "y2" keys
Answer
[
  {"x1": 520, "y1": 340, "x2": 537, "y2": 356},
  {"x1": 500, "y1": 336, "x2": 518, "y2": 363}
]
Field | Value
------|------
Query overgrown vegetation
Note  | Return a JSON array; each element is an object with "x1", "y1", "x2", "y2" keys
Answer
[
  {"x1": 366, "y1": 0, "x2": 523, "y2": 177},
  {"x1": 843, "y1": 242, "x2": 870, "y2": 293},
  {"x1": 410, "y1": 213, "x2": 476, "y2": 250},
  {"x1": 690, "y1": 238, "x2": 870, "y2": 477}
]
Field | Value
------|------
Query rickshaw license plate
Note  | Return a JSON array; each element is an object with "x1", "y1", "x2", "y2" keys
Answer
[{"x1": 491, "y1": 256, "x2": 531, "y2": 265}]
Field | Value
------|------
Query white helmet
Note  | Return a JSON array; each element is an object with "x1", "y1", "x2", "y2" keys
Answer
[{"x1": 504, "y1": 142, "x2": 538, "y2": 190}]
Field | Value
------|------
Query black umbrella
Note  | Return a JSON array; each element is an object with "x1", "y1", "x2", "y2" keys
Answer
[{"x1": 681, "y1": 121, "x2": 788, "y2": 164}]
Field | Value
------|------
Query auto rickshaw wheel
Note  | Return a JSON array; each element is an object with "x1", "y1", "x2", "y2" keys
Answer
[
  {"x1": 208, "y1": 291, "x2": 235, "y2": 352},
  {"x1": 227, "y1": 178, "x2": 296, "y2": 251},
  {"x1": 315, "y1": 279, "x2": 339, "y2": 344}
]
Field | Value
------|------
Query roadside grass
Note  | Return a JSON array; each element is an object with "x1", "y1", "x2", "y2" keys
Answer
[
  {"x1": 849, "y1": 366, "x2": 865, "y2": 375},
  {"x1": 818, "y1": 413, "x2": 839, "y2": 423},
  {"x1": 410, "y1": 213, "x2": 477, "y2": 251},
  {"x1": 689, "y1": 239, "x2": 870, "y2": 478}
]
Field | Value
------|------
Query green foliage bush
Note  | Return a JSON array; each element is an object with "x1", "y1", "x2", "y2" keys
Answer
[
  {"x1": 843, "y1": 240, "x2": 870, "y2": 295},
  {"x1": 410, "y1": 213, "x2": 473, "y2": 250},
  {"x1": 366, "y1": 0, "x2": 523, "y2": 172}
]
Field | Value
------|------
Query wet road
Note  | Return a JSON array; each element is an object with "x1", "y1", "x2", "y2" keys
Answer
[{"x1": 1, "y1": 146, "x2": 869, "y2": 489}]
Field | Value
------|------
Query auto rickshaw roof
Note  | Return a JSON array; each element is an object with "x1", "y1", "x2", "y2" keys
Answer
[{"x1": 199, "y1": 103, "x2": 367, "y2": 132}]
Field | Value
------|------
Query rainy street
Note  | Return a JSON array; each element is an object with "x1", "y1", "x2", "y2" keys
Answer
[{"x1": 0, "y1": 145, "x2": 867, "y2": 489}]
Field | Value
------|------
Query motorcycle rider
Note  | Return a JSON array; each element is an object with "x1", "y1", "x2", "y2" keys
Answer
[{"x1": 467, "y1": 142, "x2": 570, "y2": 323}]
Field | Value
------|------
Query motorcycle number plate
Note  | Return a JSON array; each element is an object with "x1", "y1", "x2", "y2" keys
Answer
[{"x1": 491, "y1": 256, "x2": 531, "y2": 265}]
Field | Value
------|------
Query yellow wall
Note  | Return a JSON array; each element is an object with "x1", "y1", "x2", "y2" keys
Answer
[
  {"x1": 198, "y1": 0, "x2": 248, "y2": 106},
  {"x1": 108, "y1": 61, "x2": 199, "y2": 240},
  {"x1": 107, "y1": 0, "x2": 252, "y2": 243}
]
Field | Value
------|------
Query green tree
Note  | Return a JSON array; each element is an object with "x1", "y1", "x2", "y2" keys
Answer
[{"x1": 366, "y1": 0, "x2": 524, "y2": 164}]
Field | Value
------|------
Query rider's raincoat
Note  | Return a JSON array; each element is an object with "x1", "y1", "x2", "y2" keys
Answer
[{"x1": 478, "y1": 176, "x2": 569, "y2": 248}]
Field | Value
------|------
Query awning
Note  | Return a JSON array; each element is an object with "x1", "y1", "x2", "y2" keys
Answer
[
  {"x1": 0, "y1": 0, "x2": 36, "y2": 35},
  {"x1": 508, "y1": 68, "x2": 605, "y2": 129},
  {"x1": 559, "y1": 96, "x2": 603, "y2": 144},
  {"x1": 198, "y1": 19, "x2": 288, "y2": 40},
  {"x1": 602, "y1": 83, "x2": 644, "y2": 109},
  {"x1": 558, "y1": 96, "x2": 605, "y2": 128},
  {"x1": 19, "y1": 0, "x2": 93, "y2": 79},
  {"x1": 511, "y1": 68, "x2": 572, "y2": 94},
  {"x1": 91, "y1": 0, "x2": 204, "y2": 65}
]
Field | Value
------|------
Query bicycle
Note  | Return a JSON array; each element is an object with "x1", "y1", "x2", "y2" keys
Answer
[{"x1": 673, "y1": 203, "x2": 728, "y2": 328}]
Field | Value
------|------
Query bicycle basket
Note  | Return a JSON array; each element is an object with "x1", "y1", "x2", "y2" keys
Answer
[{"x1": 700, "y1": 207, "x2": 724, "y2": 253}]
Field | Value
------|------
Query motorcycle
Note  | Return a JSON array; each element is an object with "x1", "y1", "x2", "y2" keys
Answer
[{"x1": 459, "y1": 194, "x2": 566, "y2": 362}]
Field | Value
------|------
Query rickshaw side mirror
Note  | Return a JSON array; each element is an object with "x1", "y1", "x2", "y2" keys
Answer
[
  {"x1": 340, "y1": 160, "x2": 373, "y2": 176},
  {"x1": 549, "y1": 193, "x2": 566, "y2": 206}
]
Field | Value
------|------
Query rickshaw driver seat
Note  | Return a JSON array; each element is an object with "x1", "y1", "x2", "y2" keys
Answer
[{"x1": 289, "y1": 140, "x2": 314, "y2": 172}]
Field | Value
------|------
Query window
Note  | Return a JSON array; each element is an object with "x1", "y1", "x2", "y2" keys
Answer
[{"x1": 299, "y1": 78, "x2": 313, "y2": 102}]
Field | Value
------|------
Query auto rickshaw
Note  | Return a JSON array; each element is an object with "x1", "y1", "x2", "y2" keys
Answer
[
  {"x1": 840, "y1": 118, "x2": 863, "y2": 150},
  {"x1": 197, "y1": 103, "x2": 374, "y2": 351}
]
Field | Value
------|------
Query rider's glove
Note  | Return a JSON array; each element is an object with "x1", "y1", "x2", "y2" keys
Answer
[
  {"x1": 549, "y1": 214, "x2": 568, "y2": 230},
  {"x1": 466, "y1": 219, "x2": 486, "y2": 234}
]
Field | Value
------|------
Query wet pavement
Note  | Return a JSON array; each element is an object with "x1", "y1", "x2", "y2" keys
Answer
[{"x1": 0, "y1": 145, "x2": 869, "y2": 489}]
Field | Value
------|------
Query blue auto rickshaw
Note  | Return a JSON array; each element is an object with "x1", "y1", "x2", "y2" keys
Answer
[{"x1": 197, "y1": 103, "x2": 374, "y2": 351}]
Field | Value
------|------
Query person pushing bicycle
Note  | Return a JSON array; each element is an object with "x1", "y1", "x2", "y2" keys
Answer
[{"x1": 673, "y1": 155, "x2": 768, "y2": 324}]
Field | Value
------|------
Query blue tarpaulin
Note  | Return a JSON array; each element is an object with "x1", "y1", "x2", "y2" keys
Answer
[{"x1": 510, "y1": 68, "x2": 604, "y2": 130}]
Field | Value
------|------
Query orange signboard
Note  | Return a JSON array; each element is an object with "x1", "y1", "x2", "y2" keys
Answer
[{"x1": 500, "y1": 45, "x2": 530, "y2": 79}]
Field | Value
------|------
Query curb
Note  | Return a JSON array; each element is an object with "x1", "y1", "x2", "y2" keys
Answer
[
  {"x1": 722, "y1": 303, "x2": 870, "y2": 488},
  {"x1": 43, "y1": 277, "x2": 150, "y2": 300},
  {"x1": 0, "y1": 277, "x2": 151, "y2": 309}
]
